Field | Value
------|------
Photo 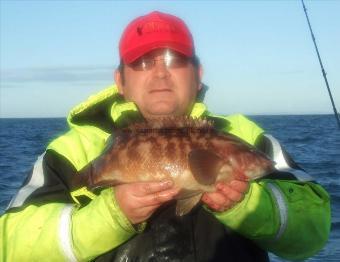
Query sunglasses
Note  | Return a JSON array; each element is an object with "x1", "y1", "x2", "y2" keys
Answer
[{"x1": 129, "y1": 50, "x2": 192, "y2": 71}]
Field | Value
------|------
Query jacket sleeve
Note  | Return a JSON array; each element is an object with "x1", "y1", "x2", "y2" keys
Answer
[
  {"x1": 0, "y1": 150, "x2": 140, "y2": 261},
  {"x1": 210, "y1": 133, "x2": 331, "y2": 261}
]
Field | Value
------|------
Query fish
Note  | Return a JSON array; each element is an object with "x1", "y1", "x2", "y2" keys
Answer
[{"x1": 77, "y1": 117, "x2": 274, "y2": 216}]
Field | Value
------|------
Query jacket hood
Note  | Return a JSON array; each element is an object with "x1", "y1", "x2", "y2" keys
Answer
[{"x1": 67, "y1": 84, "x2": 208, "y2": 133}]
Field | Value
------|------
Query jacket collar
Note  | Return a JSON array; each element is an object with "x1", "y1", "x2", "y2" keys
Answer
[{"x1": 67, "y1": 84, "x2": 229, "y2": 131}]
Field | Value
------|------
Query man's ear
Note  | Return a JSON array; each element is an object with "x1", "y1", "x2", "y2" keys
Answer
[
  {"x1": 114, "y1": 69, "x2": 124, "y2": 95},
  {"x1": 198, "y1": 65, "x2": 203, "y2": 91}
]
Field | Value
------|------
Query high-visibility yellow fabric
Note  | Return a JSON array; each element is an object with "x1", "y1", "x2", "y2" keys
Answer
[
  {"x1": 1, "y1": 204, "x2": 70, "y2": 261},
  {"x1": 211, "y1": 180, "x2": 330, "y2": 260},
  {"x1": 0, "y1": 84, "x2": 330, "y2": 261}
]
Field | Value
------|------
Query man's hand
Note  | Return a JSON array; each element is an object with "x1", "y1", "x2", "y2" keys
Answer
[
  {"x1": 114, "y1": 180, "x2": 179, "y2": 224},
  {"x1": 202, "y1": 180, "x2": 249, "y2": 212}
]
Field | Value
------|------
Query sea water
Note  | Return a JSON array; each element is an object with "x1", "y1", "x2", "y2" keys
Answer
[{"x1": 0, "y1": 115, "x2": 339, "y2": 261}]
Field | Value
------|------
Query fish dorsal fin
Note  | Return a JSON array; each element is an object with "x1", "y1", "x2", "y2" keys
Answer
[
  {"x1": 176, "y1": 194, "x2": 202, "y2": 216},
  {"x1": 189, "y1": 149, "x2": 223, "y2": 185},
  {"x1": 126, "y1": 116, "x2": 214, "y2": 133}
]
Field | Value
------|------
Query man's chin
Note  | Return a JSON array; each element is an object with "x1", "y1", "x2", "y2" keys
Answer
[
  {"x1": 142, "y1": 105, "x2": 181, "y2": 119},
  {"x1": 144, "y1": 111, "x2": 177, "y2": 119}
]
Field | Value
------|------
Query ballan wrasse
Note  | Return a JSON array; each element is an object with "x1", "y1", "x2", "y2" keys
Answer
[{"x1": 77, "y1": 117, "x2": 274, "y2": 216}]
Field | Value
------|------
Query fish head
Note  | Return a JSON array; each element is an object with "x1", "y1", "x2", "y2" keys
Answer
[{"x1": 211, "y1": 134, "x2": 275, "y2": 182}]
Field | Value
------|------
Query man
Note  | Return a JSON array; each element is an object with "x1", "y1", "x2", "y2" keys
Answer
[{"x1": 0, "y1": 11, "x2": 330, "y2": 261}]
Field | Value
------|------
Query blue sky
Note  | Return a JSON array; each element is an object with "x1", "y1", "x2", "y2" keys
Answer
[{"x1": 1, "y1": 0, "x2": 339, "y2": 118}]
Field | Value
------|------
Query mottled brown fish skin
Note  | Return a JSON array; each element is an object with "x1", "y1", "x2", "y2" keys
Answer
[{"x1": 87, "y1": 117, "x2": 273, "y2": 200}]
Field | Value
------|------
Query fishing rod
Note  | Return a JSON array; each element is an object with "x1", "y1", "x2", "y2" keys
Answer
[{"x1": 301, "y1": 0, "x2": 340, "y2": 129}]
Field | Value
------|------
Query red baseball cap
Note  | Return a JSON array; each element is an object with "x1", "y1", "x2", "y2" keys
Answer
[{"x1": 119, "y1": 11, "x2": 195, "y2": 64}]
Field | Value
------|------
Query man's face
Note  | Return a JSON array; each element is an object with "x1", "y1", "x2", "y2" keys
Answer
[{"x1": 115, "y1": 49, "x2": 202, "y2": 119}]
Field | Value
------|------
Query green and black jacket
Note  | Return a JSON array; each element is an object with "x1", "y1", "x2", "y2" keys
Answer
[{"x1": 1, "y1": 85, "x2": 331, "y2": 261}]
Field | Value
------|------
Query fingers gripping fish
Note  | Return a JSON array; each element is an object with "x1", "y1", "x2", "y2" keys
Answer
[{"x1": 77, "y1": 117, "x2": 274, "y2": 216}]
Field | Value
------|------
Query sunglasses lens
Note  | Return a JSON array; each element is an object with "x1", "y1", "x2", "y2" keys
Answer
[
  {"x1": 167, "y1": 56, "x2": 189, "y2": 68},
  {"x1": 129, "y1": 52, "x2": 191, "y2": 71},
  {"x1": 130, "y1": 58, "x2": 153, "y2": 71}
]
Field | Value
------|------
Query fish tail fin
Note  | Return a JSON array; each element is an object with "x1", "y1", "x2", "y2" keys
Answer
[{"x1": 71, "y1": 163, "x2": 94, "y2": 190}]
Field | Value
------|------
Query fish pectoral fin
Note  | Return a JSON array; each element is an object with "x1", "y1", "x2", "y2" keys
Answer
[
  {"x1": 176, "y1": 194, "x2": 202, "y2": 216},
  {"x1": 188, "y1": 149, "x2": 224, "y2": 185}
]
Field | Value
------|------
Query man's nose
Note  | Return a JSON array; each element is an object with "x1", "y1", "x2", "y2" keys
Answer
[{"x1": 153, "y1": 59, "x2": 170, "y2": 78}]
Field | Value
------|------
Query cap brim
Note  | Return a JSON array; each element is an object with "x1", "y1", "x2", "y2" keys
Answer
[{"x1": 123, "y1": 41, "x2": 193, "y2": 64}]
